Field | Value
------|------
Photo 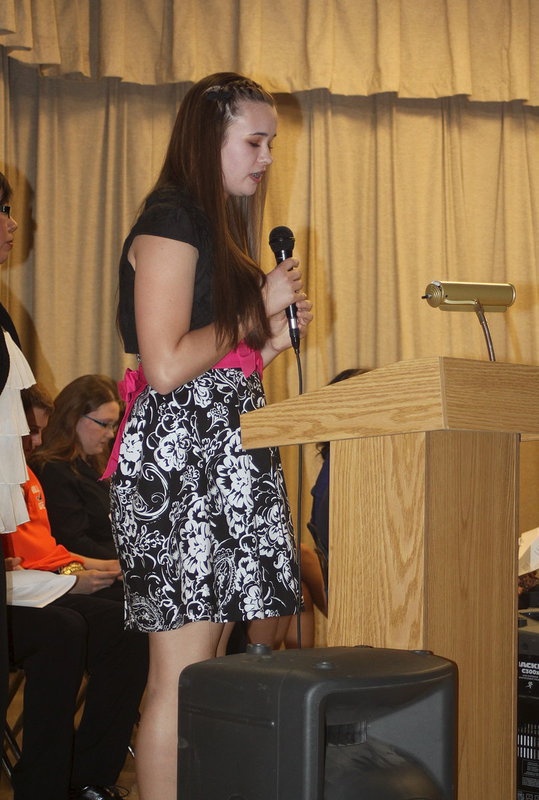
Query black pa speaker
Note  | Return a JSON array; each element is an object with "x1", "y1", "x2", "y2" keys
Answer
[
  {"x1": 178, "y1": 645, "x2": 456, "y2": 800},
  {"x1": 518, "y1": 611, "x2": 539, "y2": 799}
]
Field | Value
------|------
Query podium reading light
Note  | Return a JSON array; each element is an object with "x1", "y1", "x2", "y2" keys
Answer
[{"x1": 422, "y1": 280, "x2": 516, "y2": 362}]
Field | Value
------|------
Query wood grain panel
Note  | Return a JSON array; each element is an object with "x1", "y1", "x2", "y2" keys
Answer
[
  {"x1": 326, "y1": 430, "x2": 518, "y2": 799},
  {"x1": 241, "y1": 357, "x2": 446, "y2": 448},
  {"x1": 241, "y1": 357, "x2": 539, "y2": 450},
  {"x1": 442, "y1": 359, "x2": 539, "y2": 433},
  {"x1": 328, "y1": 434, "x2": 427, "y2": 648},
  {"x1": 424, "y1": 430, "x2": 518, "y2": 800}
]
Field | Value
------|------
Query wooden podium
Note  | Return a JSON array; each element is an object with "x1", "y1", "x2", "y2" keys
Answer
[{"x1": 240, "y1": 356, "x2": 539, "y2": 800}]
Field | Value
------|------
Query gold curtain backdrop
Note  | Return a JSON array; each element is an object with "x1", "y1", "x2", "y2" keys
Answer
[
  {"x1": 1, "y1": 0, "x2": 539, "y2": 102},
  {"x1": 1, "y1": 0, "x2": 539, "y2": 542}
]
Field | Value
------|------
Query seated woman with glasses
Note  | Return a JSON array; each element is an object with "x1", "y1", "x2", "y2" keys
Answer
[{"x1": 29, "y1": 374, "x2": 120, "y2": 559}]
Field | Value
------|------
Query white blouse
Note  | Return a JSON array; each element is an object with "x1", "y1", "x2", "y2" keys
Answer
[{"x1": 0, "y1": 330, "x2": 35, "y2": 533}]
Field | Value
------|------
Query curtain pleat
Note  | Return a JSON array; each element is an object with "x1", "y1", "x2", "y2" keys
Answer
[{"x1": 0, "y1": 0, "x2": 538, "y2": 103}]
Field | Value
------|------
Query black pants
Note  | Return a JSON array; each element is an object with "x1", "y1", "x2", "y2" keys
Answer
[
  {"x1": 0, "y1": 550, "x2": 8, "y2": 753},
  {"x1": 6, "y1": 592, "x2": 148, "y2": 800}
]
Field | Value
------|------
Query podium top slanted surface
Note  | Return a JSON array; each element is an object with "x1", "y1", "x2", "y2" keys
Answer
[{"x1": 240, "y1": 356, "x2": 539, "y2": 450}]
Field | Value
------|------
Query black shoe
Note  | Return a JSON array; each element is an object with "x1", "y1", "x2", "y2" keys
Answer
[{"x1": 70, "y1": 786, "x2": 128, "y2": 800}]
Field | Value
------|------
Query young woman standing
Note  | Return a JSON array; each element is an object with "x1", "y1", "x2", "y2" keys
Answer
[{"x1": 109, "y1": 73, "x2": 313, "y2": 798}]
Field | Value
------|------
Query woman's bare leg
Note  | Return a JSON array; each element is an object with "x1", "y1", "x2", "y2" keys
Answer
[
  {"x1": 284, "y1": 582, "x2": 315, "y2": 648},
  {"x1": 298, "y1": 544, "x2": 327, "y2": 616},
  {"x1": 216, "y1": 621, "x2": 235, "y2": 656},
  {"x1": 135, "y1": 620, "x2": 226, "y2": 800},
  {"x1": 246, "y1": 616, "x2": 281, "y2": 648}
]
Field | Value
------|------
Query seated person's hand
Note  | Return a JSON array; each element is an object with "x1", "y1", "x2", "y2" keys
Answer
[
  {"x1": 4, "y1": 557, "x2": 23, "y2": 571},
  {"x1": 72, "y1": 554, "x2": 121, "y2": 574},
  {"x1": 69, "y1": 568, "x2": 122, "y2": 595}
]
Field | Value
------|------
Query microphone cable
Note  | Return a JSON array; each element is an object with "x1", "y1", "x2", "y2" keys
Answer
[
  {"x1": 267, "y1": 225, "x2": 305, "y2": 650},
  {"x1": 293, "y1": 345, "x2": 304, "y2": 649}
]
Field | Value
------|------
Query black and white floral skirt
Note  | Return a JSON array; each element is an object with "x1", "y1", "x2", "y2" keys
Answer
[{"x1": 110, "y1": 367, "x2": 299, "y2": 632}]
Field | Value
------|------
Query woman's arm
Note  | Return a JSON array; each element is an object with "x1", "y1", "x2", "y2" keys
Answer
[
  {"x1": 260, "y1": 297, "x2": 313, "y2": 367},
  {"x1": 133, "y1": 235, "x2": 242, "y2": 394},
  {"x1": 133, "y1": 235, "x2": 306, "y2": 390}
]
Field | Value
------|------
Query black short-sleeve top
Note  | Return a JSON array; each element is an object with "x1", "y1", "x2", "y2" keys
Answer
[{"x1": 118, "y1": 190, "x2": 214, "y2": 355}]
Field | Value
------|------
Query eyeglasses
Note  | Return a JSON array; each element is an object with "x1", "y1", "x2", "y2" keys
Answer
[
  {"x1": 0, "y1": 205, "x2": 11, "y2": 217},
  {"x1": 82, "y1": 414, "x2": 118, "y2": 432}
]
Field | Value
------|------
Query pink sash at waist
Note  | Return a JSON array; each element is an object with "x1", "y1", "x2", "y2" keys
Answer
[
  {"x1": 211, "y1": 341, "x2": 263, "y2": 378},
  {"x1": 101, "y1": 343, "x2": 262, "y2": 479},
  {"x1": 101, "y1": 364, "x2": 148, "y2": 480}
]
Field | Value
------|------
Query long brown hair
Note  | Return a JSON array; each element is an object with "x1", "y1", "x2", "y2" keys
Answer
[
  {"x1": 21, "y1": 383, "x2": 54, "y2": 416},
  {"x1": 148, "y1": 72, "x2": 274, "y2": 350},
  {"x1": 30, "y1": 374, "x2": 120, "y2": 475},
  {"x1": 0, "y1": 172, "x2": 12, "y2": 204}
]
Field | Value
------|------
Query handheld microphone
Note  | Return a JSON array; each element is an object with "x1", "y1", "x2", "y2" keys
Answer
[{"x1": 268, "y1": 226, "x2": 300, "y2": 353}]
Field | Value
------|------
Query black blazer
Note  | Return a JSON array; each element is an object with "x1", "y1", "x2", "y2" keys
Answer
[
  {"x1": 0, "y1": 303, "x2": 22, "y2": 394},
  {"x1": 34, "y1": 457, "x2": 117, "y2": 559}
]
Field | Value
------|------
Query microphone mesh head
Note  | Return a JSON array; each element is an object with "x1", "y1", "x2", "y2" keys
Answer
[{"x1": 269, "y1": 226, "x2": 295, "y2": 253}]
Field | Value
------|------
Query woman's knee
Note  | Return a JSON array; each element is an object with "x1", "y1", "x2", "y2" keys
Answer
[{"x1": 147, "y1": 621, "x2": 225, "y2": 686}]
